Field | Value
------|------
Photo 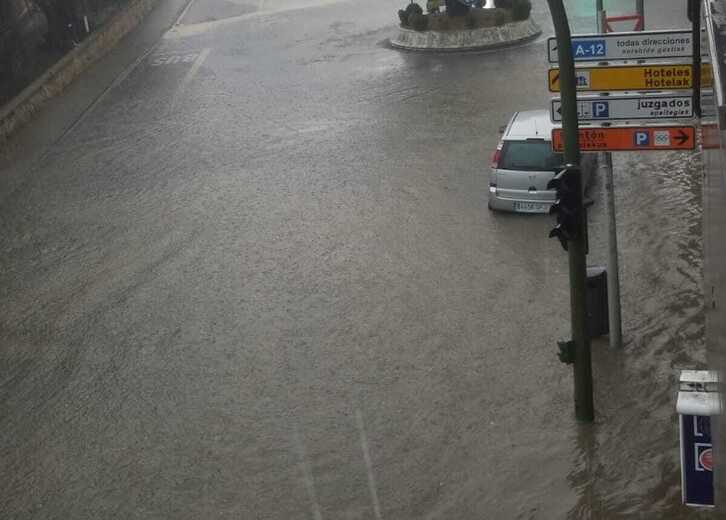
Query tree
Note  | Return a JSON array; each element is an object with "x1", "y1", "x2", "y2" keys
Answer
[
  {"x1": 35, "y1": 0, "x2": 83, "y2": 50},
  {"x1": 445, "y1": 0, "x2": 470, "y2": 16}
]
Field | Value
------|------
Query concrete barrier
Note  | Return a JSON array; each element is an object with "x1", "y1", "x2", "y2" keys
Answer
[
  {"x1": 0, "y1": 0, "x2": 161, "y2": 143},
  {"x1": 390, "y1": 17, "x2": 541, "y2": 52}
]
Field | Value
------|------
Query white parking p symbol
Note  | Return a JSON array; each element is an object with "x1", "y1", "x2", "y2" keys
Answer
[{"x1": 635, "y1": 131, "x2": 650, "y2": 147}]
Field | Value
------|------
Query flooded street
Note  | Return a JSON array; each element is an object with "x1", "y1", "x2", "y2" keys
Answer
[
  {"x1": 0, "y1": 0, "x2": 711, "y2": 517},
  {"x1": 577, "y1": 149, "x2": 707, "y2": 517}
]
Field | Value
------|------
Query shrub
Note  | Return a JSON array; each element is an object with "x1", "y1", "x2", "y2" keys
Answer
[
  {"x1": 445, "y1": 0, "x2": 469, "y2": 16},
  {"x1": 407, "y1": 2, "x2": 424, "y2": 16},
  {"x1": 409, "y1": 12, "x2": 429, "y2": 30},
  {"x1": 512, "y1": 0, "x2": 532, "y2": 20},
  {"x1": 398, "y1": 9, "x2": 408, "y2": 25},
  {"x1": 427, "y1": 0, "x2": 442, "y2": 14},
  {"x1": 398, "y1": 2, "x2": 423, "y2": 26},
  {"x1": 494, "y1": 0, "x2": 512, "y2": 8}
]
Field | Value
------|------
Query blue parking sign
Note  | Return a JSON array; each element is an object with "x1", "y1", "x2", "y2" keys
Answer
[
  {"x1": 592, "y1": 101, "x2": 609, "y2": 119},
  {"x1": 634, "y1": 131, "x2": 650, "y2": 147}
]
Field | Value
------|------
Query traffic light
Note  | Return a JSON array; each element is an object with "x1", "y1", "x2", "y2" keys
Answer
[
  {"x1": 557, "y1": 340, "x2": 575, "y2": 365},
  {"x1": 547, "y1": 165, "x2": 582, "y2": 251}
]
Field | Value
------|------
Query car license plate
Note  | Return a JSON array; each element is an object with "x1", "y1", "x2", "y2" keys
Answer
[{"x1": 514, "y1": 201, "x2": 550, "y2": 213}]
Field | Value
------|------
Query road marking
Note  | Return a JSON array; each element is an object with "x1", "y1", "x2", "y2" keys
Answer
[
  {"x1": 293, "y1": 425, "x2": 324, "y2": 520},
  {"x1": 356, "y1": 409, "x2": 383, "y2": 520},
  {"x1": 174, "y1": 0, "x2": 198, "y2": 26},
  {"x1": 61, "y1": 45, "x2": 157, "y2": 140},
  {"x1": 169, "y1": 47, "x2": 211, "y2": 113},
  {"x1": 149, "y1": 52, "x2": 203, "y2": 67}
]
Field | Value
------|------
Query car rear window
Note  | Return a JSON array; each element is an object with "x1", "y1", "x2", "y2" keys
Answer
[{"x1": 499, "y1": 140, "x2": 564, "y2": 171}]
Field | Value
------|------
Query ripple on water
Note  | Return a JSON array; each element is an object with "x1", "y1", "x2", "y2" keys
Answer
[{"x1": 568, "y1": 149, "x2": 706, "y2": 517}]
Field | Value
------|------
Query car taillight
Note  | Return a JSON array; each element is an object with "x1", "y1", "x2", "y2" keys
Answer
[{"x1": 491, "y1": 144, "x2": 502, "y2": 169}]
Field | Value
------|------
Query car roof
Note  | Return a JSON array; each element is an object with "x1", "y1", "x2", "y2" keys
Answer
[{"x1": 504, "y1": 110, "x2": 555, "y2": 140}]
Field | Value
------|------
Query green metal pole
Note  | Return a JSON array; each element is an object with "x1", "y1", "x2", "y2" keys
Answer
[
  {"x1": 547, "y1": 0, "x2": 594, "y2": 422},
  {"x1": 636, "y1": 0, "x2": 644, "y2": 29},
  {"x1": 691, "y1": 0, "x2": 702, "y2": 118}
]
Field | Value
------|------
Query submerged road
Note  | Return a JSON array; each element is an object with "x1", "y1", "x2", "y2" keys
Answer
[{"x1": 0, "y1": 0, "x2": 709, "y2": 517}]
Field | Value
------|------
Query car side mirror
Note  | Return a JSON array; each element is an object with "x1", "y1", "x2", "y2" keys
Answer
[{"x1": 498, "y1": 125, "x2": 506, "y2": 134}]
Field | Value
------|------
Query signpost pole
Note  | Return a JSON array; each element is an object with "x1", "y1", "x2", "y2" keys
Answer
[
  {"x1": 599, "y1": 3, "x2": 623, "y2": 350},
  {"x1": 691, "y1": 0, "x2": 702, "y2": 118},
  {"x1": 602, "y1": 152, "x2": 623, "y2": 349},
  {"x1": 636, "y1": 0, "x2": 644, "y2": 30},
  {"x1": 547, "y1": 0, "x2": 594, "y2": 422}
]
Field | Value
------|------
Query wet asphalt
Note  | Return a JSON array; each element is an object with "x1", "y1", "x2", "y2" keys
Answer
[{"x1": 0, "y1": 0, "x2": 712, "y2": 518}]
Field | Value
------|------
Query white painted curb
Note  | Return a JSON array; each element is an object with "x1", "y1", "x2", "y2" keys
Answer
[{"x1": 390, "y1": 17, "x2": 541, "y2": 51}]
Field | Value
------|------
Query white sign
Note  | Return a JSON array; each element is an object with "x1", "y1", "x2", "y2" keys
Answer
[
  {"x1": 550, "y1": 94, "x2": 696, "y2": 123},
  {"x1": 702, "y1": 91, "x2": 716, "y2": 119},
  {"x1": 547, "y1": 29, "x2": 708, "y2": 63},
  {"x1": 653, "y1": 130, "x2": 671, "y2": 146}
]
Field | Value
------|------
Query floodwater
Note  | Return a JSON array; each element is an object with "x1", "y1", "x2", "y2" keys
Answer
[{"x1": 0, "y1": 0, "x2": 712, "y2": 518}]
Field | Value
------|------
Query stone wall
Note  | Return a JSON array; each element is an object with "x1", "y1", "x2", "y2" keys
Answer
[
  {"x1": 390, "y1": 16, "x2": 541, "y2": 51},
  {"x1": 0, "y1": 0, "x2": 132, "y2": 105}
]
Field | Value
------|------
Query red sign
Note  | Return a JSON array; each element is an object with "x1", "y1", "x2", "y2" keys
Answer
[
  {"x1": 604, "y1": 14, "x2": 644, "y2": 33},
  {"x1": 552, "y1": 126, "x2": 695, "y2": 152},
  {"x1": 699, "y1": 448, "x2": 714, "y2": 472}
]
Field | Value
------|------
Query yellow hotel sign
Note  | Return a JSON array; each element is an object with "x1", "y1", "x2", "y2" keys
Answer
[{"x1": 548, "y1": 63, "x2": 713, "y2": 92}]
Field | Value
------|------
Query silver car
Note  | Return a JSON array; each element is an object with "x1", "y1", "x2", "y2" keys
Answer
[{"x1": 488, "y1": 110, "x2": 593, "y2": 213}]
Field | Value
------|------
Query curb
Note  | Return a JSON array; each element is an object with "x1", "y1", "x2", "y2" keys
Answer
[
  {"x1": 0, "y1": 0, "x2": 161, "y2": 143},
  {"x1": 390, "y1": 17, "x2": 541, "y2": 52}
]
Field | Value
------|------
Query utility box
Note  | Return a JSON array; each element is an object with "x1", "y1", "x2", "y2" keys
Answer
[
  {"x1": 677, "y1": 370, "x2": 721, "y2": 508},
  {"x1": 586, "y1": 266, "x2": 608, "y2": 338}
]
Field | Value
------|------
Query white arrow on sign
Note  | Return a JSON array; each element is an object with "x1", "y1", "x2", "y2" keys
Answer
[
  {"x1": 550, "y1": 93, "x2": 696, "y2": 123},
  {"x1": 547, "y1": 29, "x2": 708, "y2": 63}
]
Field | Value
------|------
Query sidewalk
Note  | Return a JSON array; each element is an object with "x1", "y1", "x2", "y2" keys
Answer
[
  {"x1": 563, "y1": 0, "x2": 724, "y2": 510},
  {"x1": 0, "y1": 1, "x2": 136, "y2": 107},
  {"x1": 0, "y1": 0, "x2": 190, "y2": 172}
]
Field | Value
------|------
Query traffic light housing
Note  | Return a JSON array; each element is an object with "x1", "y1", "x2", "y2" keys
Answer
[
  {"x1": 548, "y1": 165, "x2": 582, "y2": 252},
  {"x1": 557, "y1": 340, "x2": 575, "y2": 365}
]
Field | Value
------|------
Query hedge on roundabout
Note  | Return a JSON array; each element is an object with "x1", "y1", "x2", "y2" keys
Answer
[{"x1": 398, "y1": 0, "x2": 532, "y2": 32}]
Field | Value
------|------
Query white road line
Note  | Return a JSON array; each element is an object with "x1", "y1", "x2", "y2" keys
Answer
[
  {"x1": 293, "y1": 425, "x2": 324, "y2": 520},
  {"x1": 356, "y1": 409, "x2": 383, "y2": 520},
  {"x1": 174, "y1": 0, "x2": 198, "y2": 26},
  {"x1": 60, "y1": 45, "x2": 156, "y2": 140},
  {"x1": 169, "y1": 47, "x2": 211, "y2": 113}
]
